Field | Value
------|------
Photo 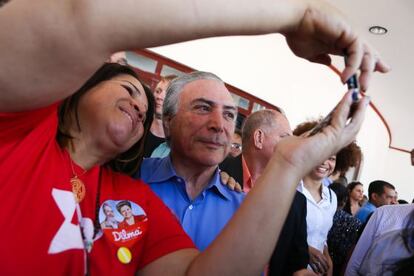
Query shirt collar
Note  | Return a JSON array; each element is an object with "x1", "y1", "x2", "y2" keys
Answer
[
  {"x1": 297, "y1": 180, "x2": 331, "y2": 204},
  {"x1": 365, "y1": 201, "x2": 377, "y2": 209},
  {"x1": 320, "y1": 184, "x2": 331, "y2": 201},
  {"x1": 241, "y1": 155, "x2": 253, "y2": 193},
  {"x1": 209, "y1": 168, "x2": 233, "y2": 201},
  {"x1": 145, "y1": 155, "x2": 177, "y2": 183},
  {"x1": 148, "y1": 155, "x2": 233, "y2": 201}
]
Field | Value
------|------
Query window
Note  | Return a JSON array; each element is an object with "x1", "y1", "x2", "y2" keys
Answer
[
  {"x1": 252, "y1": 103, "x2": 266, "y2": 113},
  {"x1": 160, "y1": 65, "x2": 186, "y2": 77},
  {"x1": 230, "y1": 93, "x2": 250, "y2": 110},
  {"x1": 125, "y1": 52, "x2": 157, "y2": 73}
]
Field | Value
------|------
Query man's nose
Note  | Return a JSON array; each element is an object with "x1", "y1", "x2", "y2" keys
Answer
[{"x1": 208, "y1": 109, "x2": 225, "y2": 132}]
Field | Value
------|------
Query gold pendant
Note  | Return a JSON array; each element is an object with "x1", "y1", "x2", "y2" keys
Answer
[{"x1": 71, "y1": 176, "x2": 86, "y2": 203}]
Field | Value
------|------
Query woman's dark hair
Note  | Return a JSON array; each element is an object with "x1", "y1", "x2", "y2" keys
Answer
[
  {"x1": 329, "y1": 182, "x2": 348, "y2": 208},
  {"x1": 57, "y1": 62, "x2": 154, "y2": 175},
  {"x1": 347, "y1": 181, "x2": 363, "y2": 192},
  {"x1": 293, "y1": 119, "x2": 361, "y2": 174},
  {"x1": 116, "y1": 200, "x2": 132, "y2": 213},
  {"x1": 344, "y1": 181, "x2": 363, "y2": 214}
]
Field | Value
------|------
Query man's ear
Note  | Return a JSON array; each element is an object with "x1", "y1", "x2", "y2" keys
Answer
[{"x1": 253, "y1": 129, "x2": 264, "y2": 150}]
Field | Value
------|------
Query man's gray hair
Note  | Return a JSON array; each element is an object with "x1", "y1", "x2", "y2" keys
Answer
[{"x1": 162, "y1": 71, "x2": 223, "y2": 118}]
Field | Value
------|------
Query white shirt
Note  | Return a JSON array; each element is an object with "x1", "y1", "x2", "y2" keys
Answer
[
  {"x1": 297, "y1": 181, "x2": 337, "y2": 252},
  {"x1": 345, "y1": 204, "x2": 414, "y2": 276}
]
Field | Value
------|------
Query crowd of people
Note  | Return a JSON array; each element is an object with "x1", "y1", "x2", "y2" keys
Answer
[
  {"x1": 138, "y1": 70, "x2": 412, "y2": 275},
  {"x1": 2, "y1": 0, "x2": 411, "y2": 275}
]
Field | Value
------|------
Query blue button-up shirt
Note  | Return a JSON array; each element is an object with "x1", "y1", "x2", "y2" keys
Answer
[
  {"x1": 137, "y1": 156, "x2": 245, "y2": 251},
  {"x1": 355, "y1": 201, "x2": 376, "y2": 224}
]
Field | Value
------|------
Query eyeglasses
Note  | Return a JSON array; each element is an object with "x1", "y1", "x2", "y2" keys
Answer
[{"x1": 231, "y1": 143, "x2": 242, "y2": 151}]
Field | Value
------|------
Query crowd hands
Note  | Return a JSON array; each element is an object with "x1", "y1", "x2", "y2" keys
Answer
[{"x1": 0, "y1": 0, "x2": 403, "y2": 275}]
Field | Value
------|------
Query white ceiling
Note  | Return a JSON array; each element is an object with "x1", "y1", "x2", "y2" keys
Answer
[
  {"x1": 333, "y1": 0, "x2": 414, "y2": 152},
  {"x1": 151, "y1": 0, "x2": 414, "y2": 154},
  {"x1": 148, "y1": 0, "x2": 414, "y2": 199}
]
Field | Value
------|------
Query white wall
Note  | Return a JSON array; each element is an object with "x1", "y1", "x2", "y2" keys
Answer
[
  {"x1": 151, "y1": 35, "x2": 413, "y2": 201},
  {"x1": 357, "y1": 109, "x2": 414, "y2": 202}
]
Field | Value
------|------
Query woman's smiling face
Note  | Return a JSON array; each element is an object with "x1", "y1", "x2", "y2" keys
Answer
[{"x1": 76, "y1": 74, "x2": 148, "y2": 156}]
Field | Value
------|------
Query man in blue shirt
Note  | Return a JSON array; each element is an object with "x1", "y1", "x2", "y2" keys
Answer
[
  {"x1": 356, "y1": 180, "x2": 395, "y2": 224},
  {"x1": 136, "y1": 71, "x2": 244, "y2": 251}
]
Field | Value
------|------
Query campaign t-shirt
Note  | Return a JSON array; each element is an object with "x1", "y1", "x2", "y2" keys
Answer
[{"x1": 0, "y1": 103, "x2": 194, "y2": 275}]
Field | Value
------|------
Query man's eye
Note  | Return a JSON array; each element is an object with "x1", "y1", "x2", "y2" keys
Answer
[
  {"x1": 195, "y1": 105, "x2": 210, "y2": 112},
  {"x1": 224, "y1": 111, "x2": 236, "y2": 120}
]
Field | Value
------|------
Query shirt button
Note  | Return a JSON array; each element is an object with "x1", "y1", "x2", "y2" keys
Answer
[
  {"x1": 188, "y1": 205, "x2": 193, "y2": 210},
  {"x1": 177, "y1": 178, "x2": 182, "y2": 182}
]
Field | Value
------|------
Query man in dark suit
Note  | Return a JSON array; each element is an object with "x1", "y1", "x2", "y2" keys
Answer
[{"x1": 221, "y1": 109, "x2": 311, "y2": 275}]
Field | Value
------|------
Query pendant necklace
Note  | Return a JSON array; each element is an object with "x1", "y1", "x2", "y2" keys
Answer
[{"x1": 70, "y1": 158, "x2": 87, "y2": 203}]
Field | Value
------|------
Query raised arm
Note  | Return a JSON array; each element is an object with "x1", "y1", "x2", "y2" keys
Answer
[{"x1": 0, "y1": 0, "x2": 388, "y2": 112}]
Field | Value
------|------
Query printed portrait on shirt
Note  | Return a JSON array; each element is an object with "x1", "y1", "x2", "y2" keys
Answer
[{"x1": 99, "y1": 200, "x2": 148, "y2": 248}]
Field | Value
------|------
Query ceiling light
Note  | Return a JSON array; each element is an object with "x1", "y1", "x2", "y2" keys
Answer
[{"x1": 369, "y1": 26, "x2": 388, "y2": 35}]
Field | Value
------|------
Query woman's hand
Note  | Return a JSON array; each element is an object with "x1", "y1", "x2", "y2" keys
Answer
[
  {"x1": 282, "y1": 0, "x2": 390, "y2": 91},
  {"x1": 271, "y1": 90, "x2": 369, "y2": 179},
  {"x1": 309, "y1": 246, "x2": 329, "y2": 275}
]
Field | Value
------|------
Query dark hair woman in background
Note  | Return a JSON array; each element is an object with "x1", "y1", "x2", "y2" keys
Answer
[{"x1": 343, "y1": 181, "x2": 364, "y2": 216}]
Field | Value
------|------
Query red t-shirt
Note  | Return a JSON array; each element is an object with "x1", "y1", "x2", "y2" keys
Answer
[{"x1": 0, "y1": 104, "x2": 194, "y2": 275}]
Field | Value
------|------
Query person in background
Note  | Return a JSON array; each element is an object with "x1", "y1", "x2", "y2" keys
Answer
[
  {"x1": 240, "y1": 109, "x2": 312, "y2": 276},
  {"x1": 327, "y1": 182, "x2": 362, "y2": 275},
  {"x1": 343, "y1": 181, "x2": 364, "y2": 216},
  {"x1": 293, "y1": 121, "x2": 337, "y2": 276},
  {"x1": 355, "y1": 180, "x2": 396, "y2": 224},
  {"x1": 391, "y1": 190, "x2": 399, "y2": 205},
  {"x1": 345, "y1": 204, "x2": 414, "y2": 275},
  {"x1": 229, "y1": 129, "x2": 243, "y2": 157},
  {"x1": 322, "y1": 138, "x2": 361, "y2": 187},
  {"x1": 143, "y1": 75, "x2": 177, "y2": 157},
  {"x1": 294, "y1": 120, "x2": 361, "y2": 276},
  {"x1": 361, "y1": 194, "x2": 368, "y2": 206},
  {"x1": 108, "y1": 51, "x2": 128, "y2": 65}
]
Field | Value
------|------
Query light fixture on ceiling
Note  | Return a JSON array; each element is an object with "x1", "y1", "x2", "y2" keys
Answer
[{"x1": 369, "y1": 26, "x2": 388, "y2": 35}]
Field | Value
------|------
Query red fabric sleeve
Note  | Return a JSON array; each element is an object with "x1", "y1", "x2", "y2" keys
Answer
[{"x1": 0, "y1": 103, "x2": 59, "y2": 141}]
